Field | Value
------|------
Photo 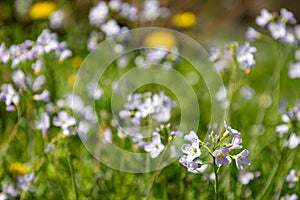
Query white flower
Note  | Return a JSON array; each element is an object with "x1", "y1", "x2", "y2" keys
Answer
[
  {"x1": 288, "y1": 63, "x2": 300, "y2": 79},
  {"x1": 100, "y1": 20, "x2": 120, "y2": 37},
  {"x1": 86, "y1": 81, "x2": 103, "y2": 100},
  {"x1": 181, "y1": 139, "x2": 201, "y2": 162},
  {"x1": 36, "y1": 113, "x2": 50, "y2": 136},
  {"x1": 144, "y1": 133, "x2": 165, "y2": 158},
  {"x1": 33, "y1": 90, "x2": 50, "y2": 102},
  {"x1": 284, "y1": 133, "x2": 300, "y2": 149},
  {"x1": 53, "y1": 111, "x2": 76, "y2": 136},
  {"x1": 49, "y1": 10, "x2": 64, "y2": 29},
  {"x1": 280, "y1": 8, "x2": 296, "y2": 24},
  {"x1": 268, "y1": 22, "x2": 286, "y2": 40},
  {"x1": 256, "y1": 9, "x2": 273, "y2": 27},
  {"x1": 89, "y1": 2, "x2": 108, "y2": 26}
]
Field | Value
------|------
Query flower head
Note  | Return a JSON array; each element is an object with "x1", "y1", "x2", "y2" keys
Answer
[
  {"x1": 53, "y1": 111, "x2": 76, "y2": 136},
  {"x1": 256, "y1": 9, "x2": 273, "y2": 27},
  {"x1": 172, "y1": 12, "x2": 196, "y2": 28},
  {"x1": 235, "y1": 149, "x2": 251, "y2": 170},
  {"x1": 286, "y1": 169, "x2": 299, "y2": 188},
  {"x1": 36, "y1": 113, "x2": 50, "y2": 137},
  {"x1": 144, "y1": 133, "x2": 165, "y2": 158},
  {"x1": 213, "y1": 147, "x2": 232, "y2": 167},
  {"x1": 29, "y1": 2, "x2": 56, "y2": 19},
  {"x1": 181, "y1": 138, "x2": 201, "y2": 162}
]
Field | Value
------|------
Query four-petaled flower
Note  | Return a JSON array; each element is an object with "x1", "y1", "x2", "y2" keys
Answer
[
  {"x1": 144, "y1": 133, "x2": 165, "y2": 158},
  {"x1": 53, "y1": 111, "x2": 76, "y2": 136},
  {"x1": 235, "y1": 149, "x2": 251, "y2": 170},
  {"x1": 213, "y1": 147, "x2": 232, "y2": 167},
  {"x1": 182, "y1": 139, "x2": 201, "y2": 162}
]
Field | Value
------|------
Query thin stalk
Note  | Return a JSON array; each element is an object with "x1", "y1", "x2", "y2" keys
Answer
[
  {"x1": 67, "y1": 153, "x2": 79, "y2": 200},
  {"x1": 213, "y1": 164, "x2": 219, "y2": 200}
]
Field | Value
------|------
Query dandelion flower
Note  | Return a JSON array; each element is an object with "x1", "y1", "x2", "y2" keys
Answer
[
  {"x1": 172, "y1": 12, "x2": 196, "y2": 28},
  {"x1": 29, "y1": 2, "x2": 56, "y2": 19}
]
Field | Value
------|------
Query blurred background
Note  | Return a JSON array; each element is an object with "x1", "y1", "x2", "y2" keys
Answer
[{"x1": 1, "y1": 0, "x2": 300, "y2": 50}]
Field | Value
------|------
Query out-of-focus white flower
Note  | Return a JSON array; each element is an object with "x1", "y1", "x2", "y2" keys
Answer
[
  {"x1": 100, "y1": 20, "x2": 121, "y2": 36},
  {"x1": 49, "y1": 10, "x2": 64, "y2": 29},
  {"x1": 288, "y1": 62, "x2": 300, "y2": 79},
  {"x1": 89, "y1": 2, "x2": 108, "y2": 26}
]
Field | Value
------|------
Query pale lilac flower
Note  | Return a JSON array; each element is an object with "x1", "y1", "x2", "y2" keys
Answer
[
  {"x1": 140, "y1": 0, "x2": 161, "y2": 21},
  {"x1": 246, "y1": 27, "x2": 261, "y2": 41},
  {"x1": 236, "y1": 42, "x2": 257, "y2": 70},
  {"x1": 49, "y1": 10, "x2": 64, "y2": 29},
  {"x1": 17, "y1": 173, "x2": 35, "y2": 191},
  {"x1": 100, "y1": 20, "x2": 121, "y2": 37},
  {"x1": 284, "y1": 133, "x2": 300, "y2": 149},
  {"x1": 31, "y1": 60, "x2": 43, "y2": 75},
  {"x1": 2, "y1": 184, "x2": 18, "y2": 198},
  {"x1": 240, "y1": 85, "x2": 255, "y2": 100},
  {"x1": 280, "y1": 8, "x2": 296, "y2": 24},
  {"x1": 224, "y1": 121, "x2": 241, "y2": 136},
  {"x1": 89, "y1": 2, "x2": 108, "y2": 26},
  {"x1": 0, "y1": 42, "x2": 10, "y2": 63},
  {"x1": 281, "y1": 31, "x2": 295, "y2": 44},
  {"x1": 256, "y1": 9, "x2": 273, "y2": 27},
  {"x1": 53, "y1": 111, "x2": 76, "y2": 136},
  {"x1": 33, "y1": 90, "x2": 50, "y2": 101},
  {"x1": 228, "y1": 135, "x2": 243, "y2": 149},
  {"x1": 145, "y1": 48, "x2": 168, "y2": 63},
  {"x1": 268, "y1": 22, "x2": 287, "y2": 40},
  {"x1": 238, "y1": 170, "x2": 254, "y2": 185},
  {"x1": 44, "y1": 143, "x2": 55, "y2": 154},
  {"x1": 144, "y1": 133, "x2": 165, "y2": 158},
  {"x1": 182, "y1": 139, "x2": 201, "y2": 162},
  {"x1": 275, "y1": 124, "x2": 290, "y2": 137},
  {"x1": 120, "y1": 3, "x2": 138, "y2": 21},
  {"x1": 36, "y1": 29, "x2": 59, "y2": 53},
  {"x1": 184, "y1": 131, "x2": 200, "y2": 142},
  {"x1": 213, "y1": 147, "x2": 232, "y2": 167},
  {"x1": 12, "y1": 69, "x2": 26, "y2": 89},
  {"x1": 281, "y1": 194, "x2": 298, "y2": 200},
  {"x1": 288, "y1": 63, "x2": 300, "y2": 79},
  {"x1": 87, "y1": 31, "x2": 100, "y2": 51},
  {"x1": 286, "y1": 169, "x2": 299, "y2": 188},
  {"x1": 32, "y1": 75, "x2": 46, "y2": 92},
  {"x1": 36, "y1": 113, "x2": 50, "y2": 136},
  {"x1": 87, "y1": 81, "x2": 103, "y2": 100},
  {"x1": 0, "y1": 84, "x2": 20, "y2": 111},
  {"x1": 235, "y1": 149, "x2": 251, "y2": 170},
  {"x1": 109, "y1": 0, "x2": 122, "y2": 11},
  {"x1": 179, "y1": 155, "x2": 207, "y2": 173},
  {"x1": 103, "y1": 128, "x2": 112, "y2": 143}
]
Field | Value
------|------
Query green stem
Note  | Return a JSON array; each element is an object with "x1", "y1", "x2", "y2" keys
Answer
[
  {"x1": 213, "y1": 164, "x2": 219, "y2": 200},
  {"x1": 67, "y1": 153, "x2": 79, "y2": 200}
]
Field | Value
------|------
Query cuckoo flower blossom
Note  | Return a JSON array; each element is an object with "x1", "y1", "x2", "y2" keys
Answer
[
  {"x1": 213, "y1": 147, "x2": 232, "y2": 167},
  {"x1": 235, "y1": 149, "x2": 251, "y2": 170},
  {"x1": 144, "y1": 133, "x2": 165, "y2": 158}
]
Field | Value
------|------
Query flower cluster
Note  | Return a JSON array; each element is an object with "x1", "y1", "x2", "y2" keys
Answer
[
  {"x1": 1, "y1": 163, "x2": 36, "y2": 199},
  {"x1": 87, "y1": 0, "x2": 169, "y2": 51},
  {"x1": 275, "y1": 101, "x2": 300, "y2": 149},
  {"x1": 0, "y1": 30, "x2": 71, "y2": 68},
  {"x1": 247, "y1": 8, "x2": 300, "y2": 44},
  {"x1": 285, "y1": 169, "x2": 300, "y2": 188},
  {"x1": 179, "y1": 122, "x2": 251, "y2": 173},
  {"x1": 209, "y1": 42, "x2": 257, "y2": 73},
  {"x1": 144, "y1": 123, "x2": 181, "y2": 158},
  {"x1": 119, "y1": 91, "x2": 175, "y2": 125}
]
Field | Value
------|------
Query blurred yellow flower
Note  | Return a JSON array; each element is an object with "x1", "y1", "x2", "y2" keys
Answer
[
  {"x1": 9, "y1": 162, "x2": 29, "y2": 176},
  {"x1": 144, "y1": 31, "x2": 177, "y2": 50},
  {"x1": 172, "y1": 12, "x2": 196, "y2": 28},
  {"x1": 29, "y1": 2, "x2": 56, "y2": 19},
  {"x1": 68, "y1": 74, "x2": 77, "y2": 87},
  {"x1": 72, "y1": 56, "x2": 83, "y2": 69}
]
